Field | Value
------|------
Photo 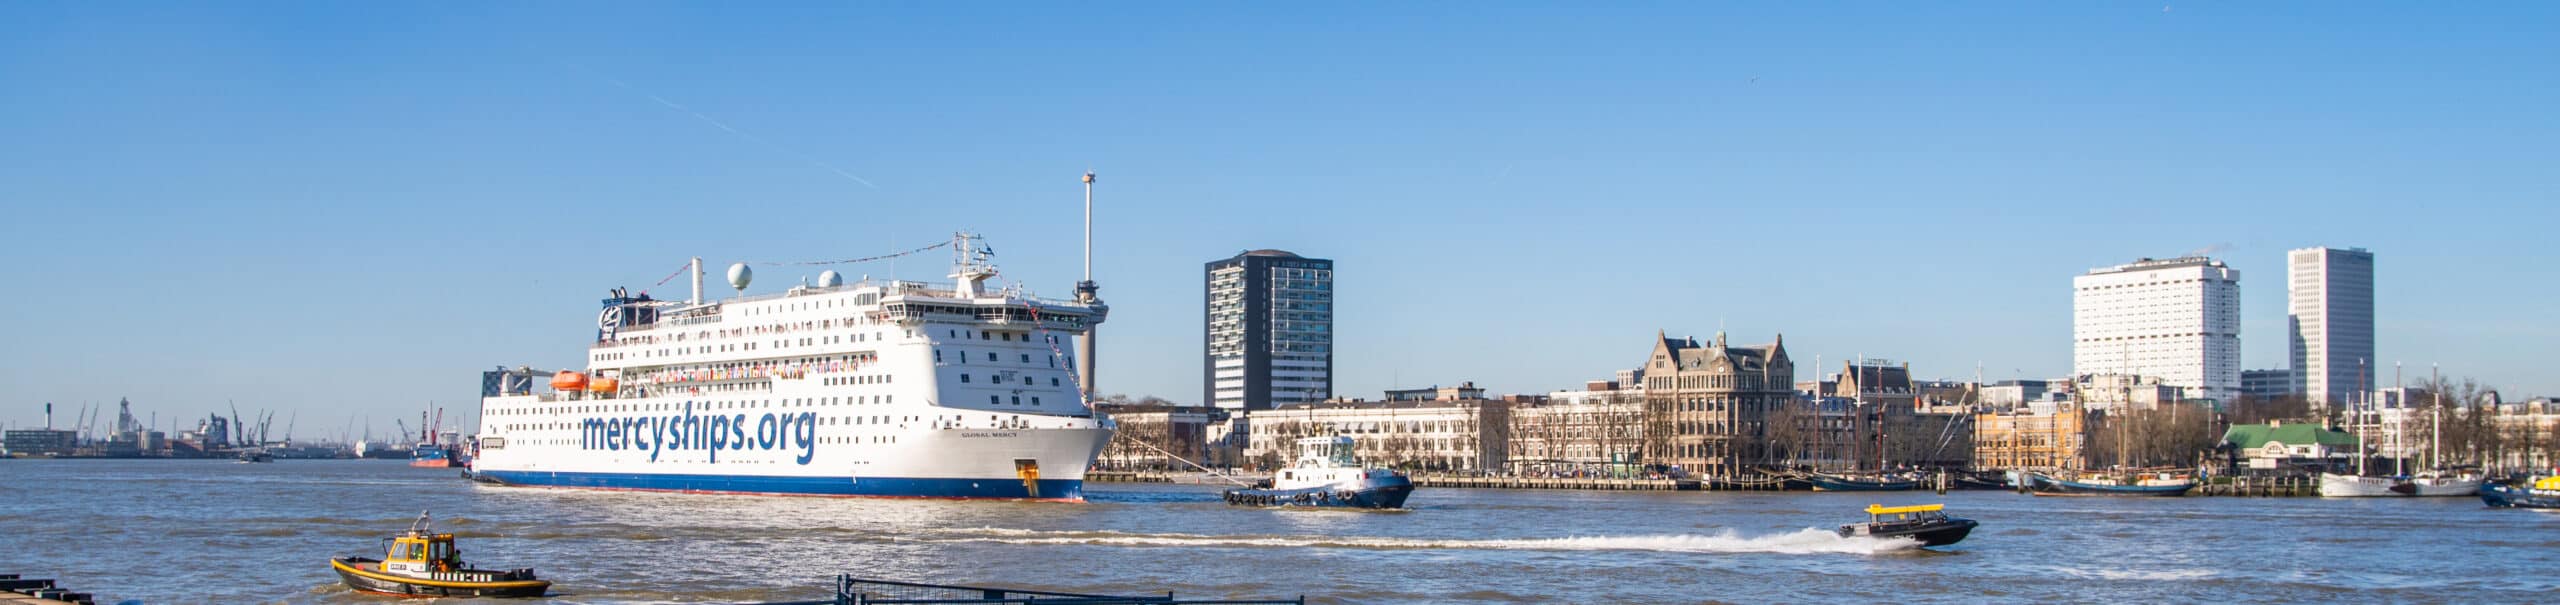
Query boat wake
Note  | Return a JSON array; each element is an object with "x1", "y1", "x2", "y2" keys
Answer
[{"x1": 929, "y1": 527, "x2": 1920, "y2": 555}]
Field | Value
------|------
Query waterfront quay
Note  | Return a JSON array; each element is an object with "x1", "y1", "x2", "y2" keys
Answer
[
  {"x1": 1091, "y1": 471, "x2": 2323, "y2": 495},
  {"x1": 0, "y1": 575, "x2": 94, "y2": 605}
]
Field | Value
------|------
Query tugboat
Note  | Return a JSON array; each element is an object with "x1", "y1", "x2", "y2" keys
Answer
[
  {"x1": 1222, "y1": 436, "x2": 1414, "y2": 509},
  {"x1": 1836, "y1": 503, "x2": 1978, "y2": 547},
  {"x1": 330, "y1": 512, "x2": 550, "y2": 598},
  {"x1": 2482, "y1": 476, "x2": 2560, "y2": 509}
]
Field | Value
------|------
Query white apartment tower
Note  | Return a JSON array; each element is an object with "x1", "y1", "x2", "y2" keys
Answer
[
  {"x1": 2072, "y1": 257, "x2": 2242, "y2": 403},
  {"x1": 2288, "y1": 247, "x2": 2375, "y2": 408}
]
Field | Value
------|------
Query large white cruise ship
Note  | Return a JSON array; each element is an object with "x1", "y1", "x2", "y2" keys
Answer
[{"x1": 470, "y1": 233, "x2": 1113, "y2": 500}]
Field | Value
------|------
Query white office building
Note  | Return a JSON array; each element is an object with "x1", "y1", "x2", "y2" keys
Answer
[
  {"x1": 2072, "y1": 257, "x2": 2242, "y2": 403},
  {"x1": 1204, "y1": 250, "x2": 1334, "y2": 410},
  {"x1": 2288, "y1": 247, "x2": 2375, "y2": 409}
]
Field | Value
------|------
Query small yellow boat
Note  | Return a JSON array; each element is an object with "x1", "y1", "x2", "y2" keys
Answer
[
  {"x1": 330, "y1": 512, "x2": 550, "y2": 598},
  {"x1": 1835, "y1": 503, "x2": 1978, "y2": 547}
]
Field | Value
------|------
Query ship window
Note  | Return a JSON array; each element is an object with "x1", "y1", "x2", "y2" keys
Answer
[
  {"x1": 935, "y1": 351, "x2": 943, "y2": 362},
  {"x1": 1021, "y1": 354, "x2": 1031, "y2": 363},
  {"x1": 1052, "y1": 378, "x2": 1061, "y2": 387},
  {"x1": 1032, "y1": 397, "x2": 1041, "y2": 405},
  {"x1": 981, "y1": 331, "x2": 990, "y2": 340},
  {"x1": 1011, "y1": 396, "x2": 1021, "y2": 405},
  {"x1": 960, "y1": 374, "x2": 970, "y2": 383},
  {"x1": 1025, "y1": 376, "x2": 1034, "y2": 386},
  {"x1": 990, "y1": 395, "x2": 1001, "y2": 404},
  {"x1": 987, "y1": 352, "x2": 997, "y2": 362}
]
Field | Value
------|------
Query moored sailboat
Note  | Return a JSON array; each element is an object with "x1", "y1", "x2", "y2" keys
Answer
[
  {"x1": 1804, "y1": 473, "x2": 1919, "y2": 492},
  {"x1": 2026, "y1": 470, "x2": 2194, "y2": 497}
]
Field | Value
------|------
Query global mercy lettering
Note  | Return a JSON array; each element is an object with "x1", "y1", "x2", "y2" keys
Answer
[{"x1": 581, "y1": 401, "x2": 817, "y2": 465}]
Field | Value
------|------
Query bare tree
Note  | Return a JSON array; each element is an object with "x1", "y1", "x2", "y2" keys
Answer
[
  {"x1": 1762, "y1": 402, "x2": 1811, "y2": 468},
  {"x1": 2227, "y1": 395, "x2": 2310, "y2": 425}
]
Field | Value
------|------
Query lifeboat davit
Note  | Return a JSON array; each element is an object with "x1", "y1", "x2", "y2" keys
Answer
[
  {"x1": 586, "y1": 377, "x2": 619, "y2": 393},
  {"x1": 550, "y1": 371, "x2": 588, "y2": 391}
]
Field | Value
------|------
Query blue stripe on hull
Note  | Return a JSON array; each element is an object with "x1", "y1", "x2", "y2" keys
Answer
[{"x1": 473, "y1": 469, "x2": 1085, "y2": 500}]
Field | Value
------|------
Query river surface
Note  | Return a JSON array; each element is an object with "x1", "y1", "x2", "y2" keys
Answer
[{"x1": 2, "y1": 459, "x2": 2555, "y2": 603}]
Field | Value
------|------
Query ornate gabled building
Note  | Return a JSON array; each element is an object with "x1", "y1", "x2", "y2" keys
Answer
[{"x1": 1640, "y1": 331, "x2": 1794, "y2": 478}]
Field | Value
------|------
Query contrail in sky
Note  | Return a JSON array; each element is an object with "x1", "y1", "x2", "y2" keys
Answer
[{"x1": 565, "y1": 61, "x2": 879, "y2": 189}]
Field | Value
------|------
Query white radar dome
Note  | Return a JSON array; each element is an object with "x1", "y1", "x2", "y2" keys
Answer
[
  {"x1": 818, "y1": 270, "x2": 844, "y2": 287},
  {"x1": 727, "y1": 263, "x2": 754, "y2": 291}
]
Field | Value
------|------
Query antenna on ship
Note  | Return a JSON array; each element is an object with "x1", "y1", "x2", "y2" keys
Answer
[{"x1": 1076, "y1": 171, "x2": 1103, "y2": 400}]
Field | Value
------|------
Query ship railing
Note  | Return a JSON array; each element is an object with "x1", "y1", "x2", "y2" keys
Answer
[{"x1": 880, "y1": 281, "x2": 1089, "y2": 308}]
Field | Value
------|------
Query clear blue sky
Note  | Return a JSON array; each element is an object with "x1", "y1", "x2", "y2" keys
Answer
[{"x1": 4, "y1": 3, "x2": 2553, "y2": 436}]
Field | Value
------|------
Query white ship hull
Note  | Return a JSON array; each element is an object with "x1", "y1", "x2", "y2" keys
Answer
[
  {"x1": 2319, "y1": 473, "x2": 2485, "y2": 498},
  {"x1": 2318, "y1": 473, "x2": 2399, "y2": 497},
  {"x1": 2404, "y1": 476, "x2": 2484, "y2": 497},
  {"x1": 472, "y1": 394, "x2": 1111, "y2": 500},
  {"x1": 470, "y1": 238, "x2": 1114, "y2": 500}
]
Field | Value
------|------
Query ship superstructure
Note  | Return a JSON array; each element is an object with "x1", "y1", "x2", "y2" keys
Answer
[{"x1": 470, "y1": 233, "x2": 1114, "y2": 500}]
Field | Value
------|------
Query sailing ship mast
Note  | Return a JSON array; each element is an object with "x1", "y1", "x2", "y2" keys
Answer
[
  {"x1": 2430, "y1": 364, "x2": 2442, "y2": 472},
  {"x1": 2355, "y1": 358, "x2": 2367, "y2": 477}
]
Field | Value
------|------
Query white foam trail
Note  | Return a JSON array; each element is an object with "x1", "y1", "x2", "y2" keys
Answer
[
  {"x1": 930, "y1": 527, "x2": 1919, "y2": 555},
  {"x1": 2043, "y1": 566, "x2": 2219, "y2": 581}
]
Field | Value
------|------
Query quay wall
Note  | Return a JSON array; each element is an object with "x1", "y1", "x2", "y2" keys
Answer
[{"x1": 1093, "y1": 471, "x2": 2327, "y2": 496}]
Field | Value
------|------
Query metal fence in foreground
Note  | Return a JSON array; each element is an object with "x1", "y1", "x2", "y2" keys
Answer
[{"x1": 757, "y1": 576, "x2": 1306, "y2": 605}]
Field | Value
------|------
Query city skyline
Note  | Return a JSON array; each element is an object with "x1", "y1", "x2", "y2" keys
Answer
[{"x1": 4, "y1": 3, "x2": 2556, "y2": 431}]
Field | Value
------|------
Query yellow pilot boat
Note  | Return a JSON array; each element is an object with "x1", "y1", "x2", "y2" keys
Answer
[
  {"x1": 330, "y1": 511, "x2": 550, "y2": 598},
  {"x1": 1835, "y1": 503, "x2": 1978, "y2": 547}
]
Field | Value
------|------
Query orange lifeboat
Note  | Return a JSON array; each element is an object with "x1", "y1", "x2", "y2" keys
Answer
[
  {"x1": 587, "y1": 377, "x2": 619, "y2": 393},
  {"x1": 550, "y1": 371, "x2": 588, "y2": 391}
]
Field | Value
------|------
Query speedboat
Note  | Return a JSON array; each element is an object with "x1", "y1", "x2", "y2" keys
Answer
[
  {"x1": 2482, "y1": 476, "x2": 2560, "y2": 509},
  {"x1": 1222, "y1": 436, "x2": 1413, "y2": 509},
  {"x1": 330, "y1": 511, "x2": 549, "y2": 598},
  {"x1": 1837, "y1": 503, "x2": 1977, "y2": 547}
]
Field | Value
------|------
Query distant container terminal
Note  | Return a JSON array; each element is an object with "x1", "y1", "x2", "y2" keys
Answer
[{"x1": 1, "y1": 398, "x2": 445, "y2": 462}]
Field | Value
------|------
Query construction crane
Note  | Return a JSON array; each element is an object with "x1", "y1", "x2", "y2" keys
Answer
[{"x1": 395, "y1": 419, "x2": 414, "y2": 445}]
